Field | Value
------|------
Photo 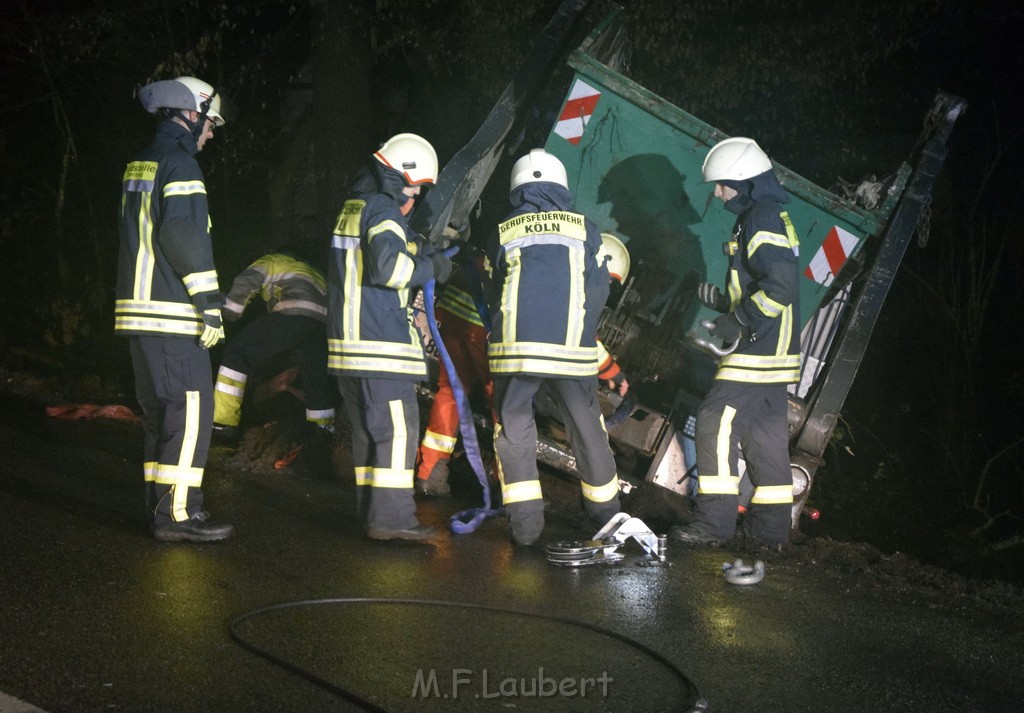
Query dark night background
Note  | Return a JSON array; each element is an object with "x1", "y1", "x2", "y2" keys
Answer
[{"x1": 0, "y1": 0, "x2": 1022, "y2": 581}]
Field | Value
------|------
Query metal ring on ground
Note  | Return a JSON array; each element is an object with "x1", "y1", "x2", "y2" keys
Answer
[{"x1": 722, "y1": 559, "x2": 766, "y2": 585}]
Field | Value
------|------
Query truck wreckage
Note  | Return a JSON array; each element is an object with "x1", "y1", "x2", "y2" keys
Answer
[
  {"x1": 405, "y1": 2, "x2": 966, "y2": 531},
  {"x1": 244, "y1": 1, "x2": 964, "y2": 533}
]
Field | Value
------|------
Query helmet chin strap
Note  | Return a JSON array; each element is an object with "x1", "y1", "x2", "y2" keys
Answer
[{"x1": 178, "y1": 89, "x2": 218, "y2": 142}]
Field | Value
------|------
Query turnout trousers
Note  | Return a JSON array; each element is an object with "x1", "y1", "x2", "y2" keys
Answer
[
  {"x1": 492, "y1": 375, "x2": 621, "y2": 544},
  {"x1": 213, "y1": 313, "x2": 335, "y2": 430},
  {"x1": 129, "y1": 336, "x2": 213, "y2": 526},
  {"x1": 691, "y1": 380, "x2": 794, "y2": 544},
  {"x1": 416, "y1": 315, "x2": 494, "y2": 481},
  {"x1": 336, "y1": 376, "x2": 420, "y2": 531}
]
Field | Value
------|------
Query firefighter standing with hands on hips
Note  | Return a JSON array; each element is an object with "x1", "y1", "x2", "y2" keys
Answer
[
  {"x1": 489, "y1": 149, "x2": 622, "y2": 547},
  {"x1": 115, "y1": 76, "x2": 233, "y2": 542},
  {"x1": 670, "y1": 137, "x2": 800, "y2": 547},
  {"x1": 327, "y1": 133, "x2": 453, "y2": 541}
]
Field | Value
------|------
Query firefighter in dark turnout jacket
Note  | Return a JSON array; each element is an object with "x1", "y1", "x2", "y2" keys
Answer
[
  {"x1": 490, "y1": 149, "x2": 621, "y2": 546},
  {"x1": 115, "y1": 76, "x2": 233, "y2": 542},
  {"x1": 327, "y1": 133, "x2": 452, "y2": 541},
  {"x1": 671, "y1": 137, "x2": 800, "y2": 546},
  {"x1": 416, "y1": 237, "x2": 627, "y2": 498},
  {"x1": 213, "y1": 249, "x2": 334, "y2": 438}
]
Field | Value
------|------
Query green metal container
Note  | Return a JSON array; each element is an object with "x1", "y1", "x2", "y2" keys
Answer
[{"x1": 542, "y1": 17, "x2": 909, "y2": 348}]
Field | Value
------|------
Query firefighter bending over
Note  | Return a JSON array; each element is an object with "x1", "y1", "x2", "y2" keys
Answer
[
  {"x1": 671, "y1": 137, "x2": 800, "y2": 547},
  {"x1": 115, "y1": 76, "x2": 233, "y2": 542},
  {"x1": 489, "y1": 149, "x2": 622, "y2": 547},
  {"x1": 212, "y1": 247, "x2": 335, "y2": 442},
  {"x1": 327, "y1": 133, "x2": 453, "y2": 541}
]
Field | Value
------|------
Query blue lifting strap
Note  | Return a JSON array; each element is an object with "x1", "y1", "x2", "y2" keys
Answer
[{"x1": 423, "y1": 250, "x2": 502, "y2": 534}]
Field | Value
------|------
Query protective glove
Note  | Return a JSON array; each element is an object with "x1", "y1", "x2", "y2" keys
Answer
[
  {"x1": 606, "y1": 371, "x2": 630, "y2": 397},
  {"x1": 199, "y1": 308, "x2": 225, "y2": 349},
  {"x1": 442, "y1": 221, "x2": 470, "y2": 244},
  {"x1": 697, "y1": 282, "x2": 728, "y2": 313},
  {"x1": 430, "y1": 252, "x2": 453, "y2": 283},
  {"x1": 709, "y1": 311, "x2": 747, "y2": 344}
]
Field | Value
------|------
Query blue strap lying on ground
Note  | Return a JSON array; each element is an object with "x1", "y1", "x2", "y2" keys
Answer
[{"x1": 423, "y1": 260, "x2": 502, "y2": 534}]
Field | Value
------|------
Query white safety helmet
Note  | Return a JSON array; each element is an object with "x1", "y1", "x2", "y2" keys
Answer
[
  {"x1": 701, "y1": 137, "x2": 772, "y2": 182},
  {"x1": 374, "y1": 133, "x2": 438, "y2": 186},
  {"x1": 598, "y1": 232, "x2": 630, "y2": 284},
  {"x1": 510, "y1": 148, "x2": 568, "y2": 192},
  {"x1": 138, "y1": 76, "x2": 225, "y2": 126}
]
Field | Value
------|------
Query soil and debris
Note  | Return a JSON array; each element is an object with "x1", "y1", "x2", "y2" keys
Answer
[{"x1": 4, "y1": 363, "x2": 1021, "y2": 612}]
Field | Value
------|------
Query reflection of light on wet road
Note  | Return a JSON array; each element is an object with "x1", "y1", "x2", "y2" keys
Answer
[{"x1": 139, "y1": 547, "x2": 230, "y2": 639}]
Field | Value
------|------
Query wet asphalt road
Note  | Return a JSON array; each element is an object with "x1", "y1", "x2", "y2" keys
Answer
[{"x1": 2, "y1": 390, "x2": 1024, "y2": 713}]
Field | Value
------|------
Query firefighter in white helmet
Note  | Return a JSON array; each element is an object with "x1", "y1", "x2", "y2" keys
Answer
[
  {"x1": 489, "y1": 149, "x2": 622, "y2": 546},
  {"x1": 671, "y1": 137, "x2": 801, "y2": 547},
  {"x1": 597, "y1": 232, "x2": 630, "y2": 285},
  {"x1": 415, "y1": 229, "x2": 631, "y2": 500},
  {"x1": 115, "y1": 76, "x2": 232, "y2": 542},
  {"x1": 595, "y1": 233, "x2": 631, "y2": 396},
  {"x1": 327, "y1": 133, "x2": 452, "y2": 540}
]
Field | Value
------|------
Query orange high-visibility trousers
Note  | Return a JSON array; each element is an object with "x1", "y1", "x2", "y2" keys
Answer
[{"x1": 416, "y1": 312, "x2": 493, "y2": 480}]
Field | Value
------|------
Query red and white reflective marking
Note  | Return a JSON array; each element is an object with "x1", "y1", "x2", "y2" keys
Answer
[
  {"x1": 803, "y1": 225, "x2": 861, "y2": 286},
  {"x1": 553, "y1": 79, "x2": 602, "y2": 145}
]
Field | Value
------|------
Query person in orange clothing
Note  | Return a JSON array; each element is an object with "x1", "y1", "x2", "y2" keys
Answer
[{"x1": 415, "y1": 244, "x2": 494, "y2": 497}]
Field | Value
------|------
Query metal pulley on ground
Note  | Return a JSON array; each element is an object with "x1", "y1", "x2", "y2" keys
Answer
[
  {"x1": 545, "y1": 513, "x2": 668, "y2": 566},
  {"x1": 545, "y1": 540, "x2": 625, "y2": 566}
]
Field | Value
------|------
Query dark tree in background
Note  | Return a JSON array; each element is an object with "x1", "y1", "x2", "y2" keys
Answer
[{"x1": 0, "y1": 0, "x2": 1021, "y2": 577}]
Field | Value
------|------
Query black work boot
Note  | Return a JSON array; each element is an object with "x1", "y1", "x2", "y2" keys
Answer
[
  {"x1": 152, "y1": 511, "x2": 235, "y2": 542},
  {"x1": 415, "y1": 460, "x2": 451, "y2": 497},
  {"x1": 737, "y1": 512, "x2": 791, "y2": 548},
  {"x1": 508, "y1": 505, "x2": 544, "y2": 547}
]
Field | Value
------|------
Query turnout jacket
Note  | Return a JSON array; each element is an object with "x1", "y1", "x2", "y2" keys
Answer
[
  {"x1": 489, "y1": 182, "x2": 609, "y2": 379},
  {"x1": 717, "y1": 172, "x2": 801, "y2": 384},
  {"x1": 327, "y1": 163, "x2": 438, "y2": 380},
  {"x1": 115, "y1": 120, "x2": 222, "y2": 337},
  {"x1": 223, "y1": 252, "x2": 327, "y2": 322}
]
